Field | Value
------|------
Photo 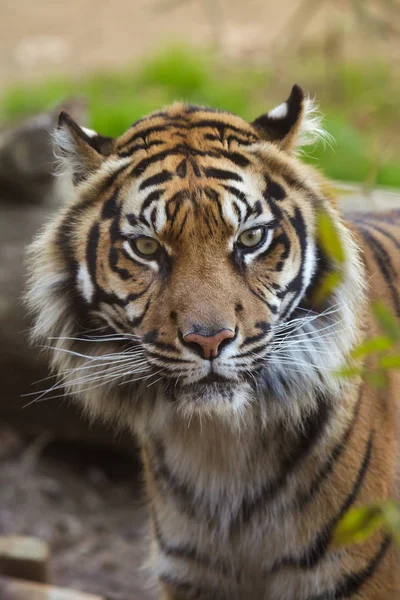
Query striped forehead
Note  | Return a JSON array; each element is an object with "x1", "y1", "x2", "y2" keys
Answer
[
  {"x1": 112, "y1": 107, "x2": 284, "y2": 238},
  {"x1": 119, "y1": 160, "x2": 273, "y2": 239},
  {"x1": 116, "y1": 105, "x2": 258, "y2": 157}
]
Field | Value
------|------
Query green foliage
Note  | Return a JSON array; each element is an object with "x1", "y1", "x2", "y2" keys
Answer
[
  {"x1": 1, "y1": 45, "x2": 399, "y2": 187},
  {"x1": 311, "y1": 208, "x2": 345, "y2": 306},
  {"x1": 336, "y1": 303, "x2": 400, "y2": 383},
  {"x1": 373, "y1": 302, "x2": 400, "y2": 342},
  {"x1": 333, "y1": 301, "x2": 400, "y2": 549},
  {"x1": 333, "y1": 501, "x2": 400, "y2": 547}
]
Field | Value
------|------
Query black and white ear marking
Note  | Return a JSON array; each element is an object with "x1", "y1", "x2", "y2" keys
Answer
[
  {"x1": 252, "y1": 84, "x2": 328, "y2": 151},
  {"x1": 54, "y1": 111, "x2": 115, "y2": 185}
]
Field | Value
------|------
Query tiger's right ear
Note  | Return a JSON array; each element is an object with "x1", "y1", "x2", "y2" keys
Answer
[{"x1": 54, "y1": 111, "x2": 115, "y2": 185}]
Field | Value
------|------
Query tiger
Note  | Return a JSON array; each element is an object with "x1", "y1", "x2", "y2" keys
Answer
[{"x1": 25, "y1": 84, "x2": 400, "y2": 599}]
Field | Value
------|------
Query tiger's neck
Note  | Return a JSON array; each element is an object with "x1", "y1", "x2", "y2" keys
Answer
[{"x1": 139, "y1": 383, "x2": 360, "y2": 531}]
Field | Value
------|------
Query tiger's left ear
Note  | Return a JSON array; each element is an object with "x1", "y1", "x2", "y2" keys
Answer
[
  {"x1": 252, "y1": 84, "x2": 325, "y2": 152},
  {"x1": 54, "y1": 111, "x2": 115, "y2": 185}
]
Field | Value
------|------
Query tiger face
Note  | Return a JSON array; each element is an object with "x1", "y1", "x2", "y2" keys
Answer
[{"x1": 26, "y1": 86, "x2": 364, "y2": 426}]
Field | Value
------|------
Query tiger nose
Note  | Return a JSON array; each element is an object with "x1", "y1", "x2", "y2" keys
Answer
[{"x1": 182, "y1": 329, "x2": 235, "y2": 360}]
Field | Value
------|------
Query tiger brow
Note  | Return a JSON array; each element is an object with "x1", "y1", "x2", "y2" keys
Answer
[{"x1": 140, "y1": 170, "x2": 173, "y2": 191}]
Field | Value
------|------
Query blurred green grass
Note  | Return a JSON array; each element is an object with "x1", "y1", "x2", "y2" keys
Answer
[{"x1": 1, "y1": 45, "x2": 399, "y2": 188}]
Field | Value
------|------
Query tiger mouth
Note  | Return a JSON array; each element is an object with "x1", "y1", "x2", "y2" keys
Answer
[{"x1": 197, "y1": 373, "x2": 231, "y2": 385}]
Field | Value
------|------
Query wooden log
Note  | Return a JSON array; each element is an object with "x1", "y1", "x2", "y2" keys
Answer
[
  {"x1": 0, "y1": 576, "x2": 104, "y2": 600},
  {"x1": 0, "y1": 536, "x2": 49, "y2": 583}
]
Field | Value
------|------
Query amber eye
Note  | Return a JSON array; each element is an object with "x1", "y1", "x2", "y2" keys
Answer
[
  {"x1": 131, "y1": 236, "x2": 160, "y2": 257},
  {"x1": 237, "y1": 227, "x2": 266, "y2": 249}
]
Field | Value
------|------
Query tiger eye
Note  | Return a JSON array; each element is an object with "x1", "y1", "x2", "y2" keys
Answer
[
  {"x1": 132, "y1": 236, "x2": 160, "y2": 257},
  {"x1": 237, "y1": 227, "x2": 265, "y2": 249}
]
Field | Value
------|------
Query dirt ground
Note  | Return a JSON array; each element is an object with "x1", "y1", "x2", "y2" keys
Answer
[{"x1": 0, "y1": 425, "x2": 155, "y2": 600}]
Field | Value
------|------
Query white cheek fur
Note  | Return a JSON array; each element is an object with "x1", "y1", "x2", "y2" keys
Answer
[{"x1": 77, "y1": 263, "x2": 94, "y2": 303}]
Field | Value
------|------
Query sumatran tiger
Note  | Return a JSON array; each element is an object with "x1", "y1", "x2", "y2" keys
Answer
[{"x1": 25, "y1": 85, "x2": 399, "y2": 599}]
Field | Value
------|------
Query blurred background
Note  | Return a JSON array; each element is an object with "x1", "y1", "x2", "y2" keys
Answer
[{"x1": 0, "y1": 1, "x2": 399, "y2": 599}]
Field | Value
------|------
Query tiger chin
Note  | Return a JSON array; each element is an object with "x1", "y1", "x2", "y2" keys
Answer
[{"x1": 25, "y1": 84, "x2": 399, "y2": 599}]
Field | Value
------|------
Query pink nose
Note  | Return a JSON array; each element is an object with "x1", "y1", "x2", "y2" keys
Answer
[{"x1": 183, "y1": 329, "x2": 235, "y2": 360}]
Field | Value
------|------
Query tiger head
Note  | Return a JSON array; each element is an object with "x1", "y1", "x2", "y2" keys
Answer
[{"x1": 26, "y1": 85, "x2": 365, "y2": 431}]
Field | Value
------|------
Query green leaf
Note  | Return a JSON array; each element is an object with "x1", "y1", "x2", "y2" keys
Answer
[
  {"x1": 381, "y1": 500, "x2": 400, "y2": 545},
  {"x1": 365, "y1": 370, "x2": 388, "y2": 388},
  {"x1": 333, "y1": 504, "x2": 385, "y2": 546},
  {"x1": 316, "y1": 209, "x2": 346, "y2": 265},
  {"x1": 350, "y1": 336, "x2": 393, "y2": 359},
  {"x1": 311, "y1": 271, "x2": 343, "y2": 306},
  {"x1": 335, "y1": 364, "x2": 364, "y2": 380},
  {"x1": 372, "y1": 302, "x2": 400, "y2": 342},
  {"x1": 333, "y1": 500, "x2": 400, "y2": 547},
  {"x1": 378, "y1": 354, "x2": 400, "y2": 370}
]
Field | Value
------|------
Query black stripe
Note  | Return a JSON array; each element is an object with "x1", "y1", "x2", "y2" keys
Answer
[
  {"x1": 146, "y1": 351, "x2": 192, "y2": 365},
  {"x1": 247, "y1": 283, "x2": 280, "y2": 311},
  {"x1": 149, "y1": 440, "x2": 199, "y2": 517},
  {"x1": 128, "y1": 298, "x2": 151, "y2": 327},
  {"x1": 305, "y1": 535, "x2": 391, "y2": 600},
  {"x1": 108, "y1": 247, "x2": 131, "y2": 280},
  {"x1": 166, "y1": 190, "x2": 189, "y2": 224},
  {"x1": 190, "y1": 118, "x2": 254, "y2": 137},
  {"x1": 190, "y1": 157, "x2": 202, "y2": 177},
  {"x1": 176, "y1": 211, "x2": 189, "y2": 239},
  {"x1": 118, "y1": 139, "x2": 164, "y2": 158},
  {"x1": 296, "y1": 386, "x2": 363, "y2": 510},
  {"x1": 239, "y1": 322, "x2": 271, "y2": 348},
  {"x1": 256, "y1": 231, "x2": 290, "y2": 262},
  {"x1": 264, "y1": 174, "x2": 286, "y2": 201},
  {"x1": 358, "y1": 225, "x2": 400, "y2": 317},
  {"x1": 119, "y1": 124, "x2": 169, "y2": 150},
  {"x1": 139, "y1": 170, "x2": 173, "y2": 190},
  {"x1": 131, "y1": 148, "x2": 186, "y2": 178},
  {"x1": 93, "y1": 282, "x2": 152, "y2": 309},
  {"x1": 348, "y1": 210, "x2": 400, "y2": 227},
  {"x1": 140, "y1": 189, "x2": 164, "y2": 214},
  {"x1": 86, "y1": 222, "x2": 100, "y2": 287},
  {"x1": 232, "y1": 202, "x2": 242, "y2": 222},
  {"x1": 159, "y1": 573, "x2": 217, "y2": 600},
  {"x1": 226, "y1": 134, "x2": 255, "y2": 146},
  {"x1": 355, "y1": 218, "x2": 400, "y2": 251},
  {"x1": 279, "y1": 206, "x2": 309, "y2": 320},
  {"x1": 268, "y1": 430, "x2": 373, "y2": 572},
  {"x1": 101, "y1": 189, "x2": 120, "y2": 219},
  {"x1": 203, "y1": 167, "x2": 242, "y2": 182},
  {"x1": 248, "y1": 199, "x2": 263, "y2": 219},
  {"x1": 204, "y1": 187, "x2": 226, "y2": 226},
  {"x1": 218, "y1": 149, "x2": 250, "y2": 167},
  {"x1": 152, "y1": 511, "x2": 234, "y2": 577},
  {"x1": 176, "y1": 159, "x2": 187, "y2": 178},
  {"x1": 234, "y1": 341, "x2": 270, "y2": 359},
  {"x1": 223, "y1": 185, "x2": 252, "y2": 219}
]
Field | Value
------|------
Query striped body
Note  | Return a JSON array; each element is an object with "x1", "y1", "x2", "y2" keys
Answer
[{"x1": 25, "y1": 87, "x2": 399, "y2": 599}]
